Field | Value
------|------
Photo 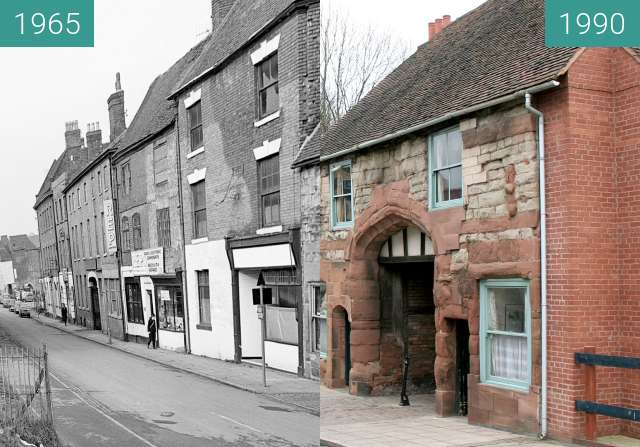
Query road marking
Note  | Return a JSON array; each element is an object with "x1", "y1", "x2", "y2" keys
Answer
[
  {"x1": 216, "y1": 414, "x2": 262, "y2": 434},
  {"x1": 50, "y1": 372, "x2": 160, "y2": 447}
]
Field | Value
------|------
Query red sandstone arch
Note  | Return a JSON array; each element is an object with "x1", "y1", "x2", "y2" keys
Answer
[{"x1": 332, "y1": 181, "x2": 447, "y2": 394}]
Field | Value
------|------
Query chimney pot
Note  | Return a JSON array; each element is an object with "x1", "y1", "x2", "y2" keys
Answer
[
  {"x1": 108, "y1": 73, "x2": 126, "y2": 142},
  {"x1": 429, "y1": 15, "x2": 452, "y2": 41}
]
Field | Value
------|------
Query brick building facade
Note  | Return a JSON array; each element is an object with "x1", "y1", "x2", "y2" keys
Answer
[
  {"x1": 112, "y1": 59, "x2": 195, "y2": 350},
  {"x1": 316, "y1": 0, "x2": 640, "y2": 442},
  {"x1": 170, "y1": 0, "x2": 320, "y2": 375}
]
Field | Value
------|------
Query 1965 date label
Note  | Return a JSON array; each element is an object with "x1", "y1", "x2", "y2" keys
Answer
[{"x1": 0, "y1": 0, "x2": 93, "y2": 47}]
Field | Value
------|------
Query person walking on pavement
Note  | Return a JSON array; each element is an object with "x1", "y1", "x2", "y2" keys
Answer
[
  {"x1": 147, "y1": 314, "x2": 157, "y2": 349},
  {"x1": 61, "y1": 304, "x2": 67, "y2": 326}
]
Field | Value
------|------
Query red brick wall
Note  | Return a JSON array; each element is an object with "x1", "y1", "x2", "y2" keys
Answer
[
  {"x1": 543, "y1": 48, "x2": 640, "y2": 440},
  {"x1": 613, "y1": 49, "x2": 640, "y2": 439}
]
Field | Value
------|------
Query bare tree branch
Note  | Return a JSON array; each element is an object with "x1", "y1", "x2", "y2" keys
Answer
[{"x1": 321, "y1": 3, "x2": 410, "y2": 131}]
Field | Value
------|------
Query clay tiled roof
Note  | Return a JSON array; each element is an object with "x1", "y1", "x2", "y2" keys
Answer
[{"x1": 321, "y1": 0, "x2": 579, "y2": 159}]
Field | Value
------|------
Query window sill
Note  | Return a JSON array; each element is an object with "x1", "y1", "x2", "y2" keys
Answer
[
  {"x1": 332, "y1": 222, "x2": 353, "y2": 231},
  {"x1": 191, "y1": 237, "x2": 209, "y2": 245},
  {"x1": 479, "y1": 378, "x2": 530, "y2": 393},
  {"x1": 187, "y1": 146, "x2": 205, "y2": 159},
  {"x1": 196, "y1": 323, "x2": 212, "y2": 331},
  {"x1": 430, "y1": 199, "x2": 464, "y2": 211},
  {"x1": 254, "y1": 110, "x2": 280, "y2": 128},
  {"x1": 256, "y1": 225, "x2": 283, "y2": 235}
]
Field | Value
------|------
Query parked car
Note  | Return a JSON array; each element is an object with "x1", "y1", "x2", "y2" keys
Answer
[
  {"x1": 17, "y1": 296, "x2": 35, "y2": 317},
  {"x1": 2, "y1": 296, "x2": 11, "y2": 308},
  {"x1": 8, "y1": 298, "x2": 16, "y2": 312}
]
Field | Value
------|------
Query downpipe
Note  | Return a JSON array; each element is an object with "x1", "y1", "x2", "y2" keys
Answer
[{"x1": 525, "y1": 88, "x2": 554, "y2": 440}]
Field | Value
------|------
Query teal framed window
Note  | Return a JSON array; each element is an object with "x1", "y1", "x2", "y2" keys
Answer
[
  {"x1": 330, "y1": 161, "x2": 353, "y2": 229},
  {"x1": 429, "y1": 126, "x2": 463, "y2": 209},
  {"x1": 480, "y1": 278, "x2": 531, "y2": 392}
]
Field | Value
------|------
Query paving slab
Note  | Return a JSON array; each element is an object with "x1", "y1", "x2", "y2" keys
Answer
[{"x1": 321, "y1": 386, "x2": 575, "y2": 447}]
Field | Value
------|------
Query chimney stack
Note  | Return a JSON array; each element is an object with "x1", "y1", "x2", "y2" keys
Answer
[
  {"x1": 429, "y1": 14, "x2": 452, "y2": 41},
  {"x1": 86, "y1": 122, "x2": 102, "y2": 159},
  {"x1": 211, "y1": 0, "x2": 235, "y2": 33},
  {"x1": 107, "y1": 73, "x2": 126, "y2": 142},
  {"x1": 64, "y1": 121, "x2": 82, "y2": 149}
]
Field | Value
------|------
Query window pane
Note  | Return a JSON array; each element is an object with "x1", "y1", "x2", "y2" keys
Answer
[
  {"x1": 318, "y1": 319, "x2": 327, "y2": 354},
  {"x1": 490, "y1": 334, "x2": 528, "y2": 381},
  {"x1": 449, "y1": 166, "x2": 462, "y2": 200},
  {"x1": 436, "y1": 170, "x2": 450, "y2": 202},
  {"x1": 333, "y1": 166, "x2": 351, "y2": 196},
  {"x1": 434, "y1": 132, "x2": 449, "y2": 168},
  {"x1": 487, "y1": 287, "x2": 526, "y2": 333},
  {"x1": 447, "y1": 128, "x2": 463, "y2": 165}
]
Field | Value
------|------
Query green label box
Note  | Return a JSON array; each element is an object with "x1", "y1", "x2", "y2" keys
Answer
[
  {"x1": 546, "y1": 0, "x2": 640, "y2": 47},
  {"x1": 0, "y1": 0, "x2": 94, "y2": 47}
]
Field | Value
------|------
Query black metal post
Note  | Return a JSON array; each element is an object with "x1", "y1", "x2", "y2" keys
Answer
[{"x1": 400, "y1": 354, "x2": 410, "y2": 406}]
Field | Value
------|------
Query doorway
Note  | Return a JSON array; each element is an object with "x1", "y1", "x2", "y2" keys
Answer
[
  {"x1": 332, "y1": 306, "x2": 351, "y2": 388},
  {"x1": 455, "y1": 319, "x2": 470, "y2": 416},
  {"x1": 379, "y1": 261, "x2": 436, "y2": 393},
  {"x1": 89, "y1": 280, "x2": 101, "y2": 331}
]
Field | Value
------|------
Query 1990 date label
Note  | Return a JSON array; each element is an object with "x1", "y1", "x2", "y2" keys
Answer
[
  {"x1": 0, "y1": 0, "x2": 93, "y2": 47},
  {"x1": 546, "y1": 0, "x2": 639, "y2": 47}
]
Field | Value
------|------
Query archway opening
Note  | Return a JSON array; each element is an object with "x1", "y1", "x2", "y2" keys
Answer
[{"x1": 377, "y1": 226, "x2": 436, "y2": 394}]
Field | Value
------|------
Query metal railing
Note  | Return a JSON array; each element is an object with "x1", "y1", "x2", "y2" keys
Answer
[{"x1": 0, "y1": 344, "x2": 53, "y2": 428}]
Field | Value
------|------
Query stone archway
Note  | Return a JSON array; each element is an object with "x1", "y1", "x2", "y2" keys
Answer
[{"x1": 325, "y1": 180, "x2": 466, "y2": 415}]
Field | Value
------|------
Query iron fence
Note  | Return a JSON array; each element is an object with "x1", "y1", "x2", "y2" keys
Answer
[{"x1": 0, "y1": 344, "x2": 53, "y2": 428}]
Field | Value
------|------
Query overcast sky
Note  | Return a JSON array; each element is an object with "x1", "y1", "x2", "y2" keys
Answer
[{"x1": 0, "y1": 0, "x2": 485, "y2": 237}]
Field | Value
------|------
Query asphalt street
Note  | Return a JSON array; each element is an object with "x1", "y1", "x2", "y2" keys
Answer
[{"x1": 0, "y1": 309, "x2": 319, "y2": 446}]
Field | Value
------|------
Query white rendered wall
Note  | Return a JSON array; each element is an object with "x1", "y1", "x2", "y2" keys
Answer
[{"x1": 185, "y1": 239, "x2": 235, "y2": 361}]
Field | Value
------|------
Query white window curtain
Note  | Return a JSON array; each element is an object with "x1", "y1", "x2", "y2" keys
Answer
[
  {"x1": 487, "y1": 289, "x2": 528, "y2": 381},
  {"x1": 490, "y1": 334, "x2": 528, "y2": 381}
]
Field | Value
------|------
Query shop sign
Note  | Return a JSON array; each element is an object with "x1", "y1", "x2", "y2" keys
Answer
[
  {"x1": 103, "y1": 199, "x2": 117, "y2": 255},
  {"x1": 131, "y1": 247, "x2": 164, "y2": 276}
]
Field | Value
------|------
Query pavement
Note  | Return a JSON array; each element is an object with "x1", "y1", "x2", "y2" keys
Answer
[
  {"x1": 320, "y1": 387, "x2": 576, "y2": 447},
  {"x1": 0, "y1": 308, "x2": 319, "y2": 447},
  {"x1": 32, "y1": 311, "x2": 319, "y2": 416}
]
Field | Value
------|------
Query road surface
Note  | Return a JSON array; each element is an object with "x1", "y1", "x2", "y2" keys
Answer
[{"x1": 0, "y1": 309, "x2": 319, "y2": 446}]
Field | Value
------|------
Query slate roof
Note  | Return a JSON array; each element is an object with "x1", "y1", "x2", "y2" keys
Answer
[
  {"x1": 173, "y1": 0, "x2": 299, "y2": 96},
  {"x1": 9, "y1": 235, "x2": 37, "y2": 251},
  {"x1": 321, "y1": 0, "x2": 579, "y2": 159},
  {"x1": 116, "y1": 41, "x2": 207, "y2": 157}
]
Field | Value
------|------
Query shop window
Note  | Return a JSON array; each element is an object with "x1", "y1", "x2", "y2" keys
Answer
[
  {"x1": 258, "y1": 155, "x2": 280, "y2": 227},
  {"x1": 311, "y1": 284, "x2": 327, "y2": 357},
  {"x1": 429, "y1": 126, "x2": 463, "y2": 209},
  {"x1": 125, "y1": 280, "x2": 143, "y2": 324},
  {"x1": 265, "y1": 285, "x2": 299, "y2": 345},
  {"x1": 156, "y1": 287, "x2": 184, "y2": 332},
  {"x1": 256, "y1": 53, "x2": 279, "y2": 119},
  {"x1": 480, "y1": 278, "x2": 531, "y2": 391},
  {"x1": 197, "y1": 270, "x2": 211, "y2": 328},
  {"x1": 330, "y1": 161, "x2": 353, "y2": 228}
]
